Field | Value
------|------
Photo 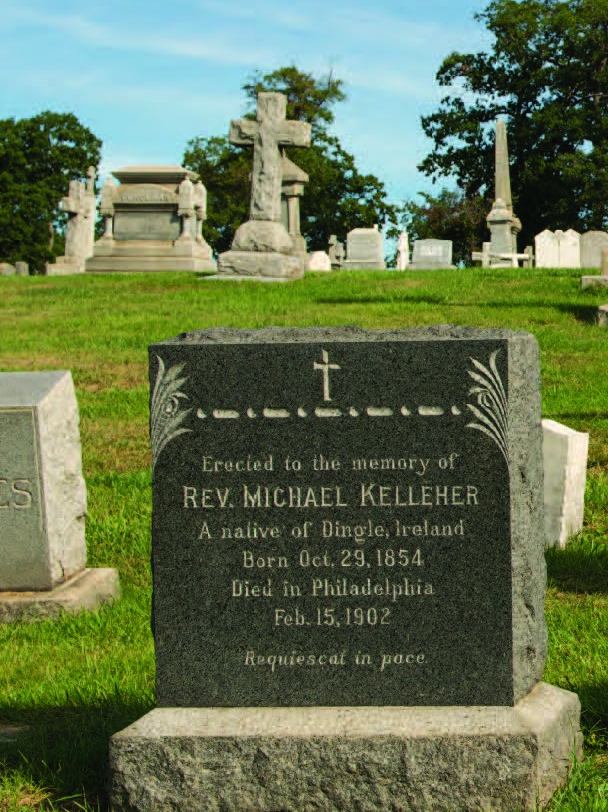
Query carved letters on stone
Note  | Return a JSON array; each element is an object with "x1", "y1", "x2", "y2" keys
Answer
[{"x1": 115, "y1": 185, "x2": 177, "y2": 205}]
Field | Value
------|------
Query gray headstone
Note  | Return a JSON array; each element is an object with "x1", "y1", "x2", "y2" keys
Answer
[
  {"x1": 0, "y1": 371, "x2": 87, "y2": 590},
  {"x1": 342, "y1": 227, "x2": 385, "y2": 270},
  {"x1": 148, "y1": 326, "x2": 546, "y2": 708},
  {"x1": 410, "y1": 239, "x2": 455, "y2": 269},
  {"x1": 14, "y1": 262, "x2": 29, "y2": 276},
  {"x1": 580, "y1": 230, "x2": 608, "y2": 268},
  {"x1": 0, "y1": 263, "x2": 15, "y2": 276}
]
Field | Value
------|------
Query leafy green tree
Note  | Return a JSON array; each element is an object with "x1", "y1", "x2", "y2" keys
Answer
[
  {"x1": 419, "y1": 0, "x2": 608, "y2": 249},
  {"x1": 397, "y1": 189, "x2": 488, "y2": 266},
  {"x1": 183, "y1": 65, "x2": 399, "y2": 255},
  {"x1": 0, "y1": 111, "x2": 101, "y2": 271}
]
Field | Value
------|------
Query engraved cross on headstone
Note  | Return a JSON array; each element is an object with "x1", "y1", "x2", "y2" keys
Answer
[
  {"x1": 229, "y1": 92, "x2": 311, "y2": 222},
  {"x1": 313, "y1": 350, "x2": 340, "y2": 402}
]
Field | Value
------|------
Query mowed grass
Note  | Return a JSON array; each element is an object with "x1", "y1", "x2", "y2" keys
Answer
[{"x1": 0, "y1": 266, "x2": 607, "y2": 810}]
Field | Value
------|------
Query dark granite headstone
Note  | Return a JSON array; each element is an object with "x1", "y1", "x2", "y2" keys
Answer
[{"x1": 149, "y1": 326, "x2": 546, "y2": 708}]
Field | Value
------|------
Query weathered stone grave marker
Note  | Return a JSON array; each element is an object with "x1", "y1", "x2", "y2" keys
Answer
[
  {"x1": 410, "y1": 238, "x2": 455, "y2": 269},
  {"x1": 215, "y1": 93, "x2": 311, "y2": 280},
  {"x1": 109, "y1": 326, "x2": 581, "y2": 811},
  {"x1": 0, "y1": 371, "x2": 120, "y2": 621},
  {"x1": 343, "y1": 226, "x2": 385, "y2": 270}
]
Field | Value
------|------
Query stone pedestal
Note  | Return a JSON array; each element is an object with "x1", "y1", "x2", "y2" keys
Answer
[
  {"x1": 215, "y1": 220, "x2": 305, "y2": 281},
  {"x1": 109, "y1": 683, "x2": 581, "y2": 812}
]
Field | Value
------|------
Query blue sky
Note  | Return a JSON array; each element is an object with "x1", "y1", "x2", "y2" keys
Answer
[{"x1": 1, "y1": 0, "x2": 492, "y2": 210}]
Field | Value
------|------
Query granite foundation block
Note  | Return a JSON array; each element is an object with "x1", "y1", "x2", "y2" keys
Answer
[{"x1": 109, "y1": 682, "x2": 582, "y2": 812}]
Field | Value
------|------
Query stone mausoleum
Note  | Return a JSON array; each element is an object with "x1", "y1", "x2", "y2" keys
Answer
[{"x1": 86, "y1": 166, "x2": 216, "y2": 273}]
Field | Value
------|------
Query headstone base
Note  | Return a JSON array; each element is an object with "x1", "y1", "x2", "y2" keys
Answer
[
  {"x1": 580, "y1": 275, "x2": 608, "y2": 288},
  {"x1": 342, "y1": 260, "x2": 387, "y2": 270},
  {"x1": 409, "y1": 263, "x2": 457, "y2": 271},
  {"x1": 0, "y1": 567, "x2": 121, "y2": 623},
  {"x1": 86, "y1": 239, "x2": 216, "y2": 273},
  {"x1": 109, "y1": 682, "x2": 581, "y2": 812},
  {"x1": 45, "y1": 257, "x2": 86, "y2": 276},
  {"x1": 214, "y1": 251, "x2": 305, "y2": 280}
]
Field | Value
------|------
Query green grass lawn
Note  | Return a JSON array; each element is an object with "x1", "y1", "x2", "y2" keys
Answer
[{"x1": 0, "y1": 266, "x2": 607, "y2": 810}]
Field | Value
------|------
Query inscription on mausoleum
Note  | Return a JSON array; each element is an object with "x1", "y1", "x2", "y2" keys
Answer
[{"x1": 150, "y1": 332, "x2": 514, "y2": 707}]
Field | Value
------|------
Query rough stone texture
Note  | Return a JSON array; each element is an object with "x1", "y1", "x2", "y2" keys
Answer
[
  {"x1": 149, "y1": 326, "x2": 546, "y2": 708},
  {"x1": 342, "y1": 227, "x2": 385, "y2": 270},
  {"x1": 86, "y1": 165, "x2": 216, "y2": 273},
  {"x1": 0, "y1": 263, "x2": 15, "y2": 276},
  {"x1": 0, "y1": 371, "x2": 87, "y2": 590},
  {"x1": 231, "y1": 220, "x2": 295, "y2": 253},
  {"x1": 328, "y1": 235, "x2": 344, "y2": 269},
  {"x1": 109, "y1": 682, "x2": 581, "y2": 812},
  {"x1": 410, "y1": 239, "x2": 455, "y2": 270},
  {"x1": 214, "y1": 251, "x2": 304, "y2": 280},
  {"x1": 307, "y1": 251, "x2": 332, "y2": 271},
  {"x1": 542, "y1": 419, "x2": 588, "y2": 548},
  {"x1": 0, "y1": 567, "x2": 121, "y2": 622}
]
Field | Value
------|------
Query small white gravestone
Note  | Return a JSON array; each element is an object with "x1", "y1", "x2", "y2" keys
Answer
[
  {"x1": 342, "y1": 226, "x2": 385, "y2": 270},
  {"x1": 559, "y1": 229, "x2": 581, "y2": 268},
  {"x1": 396, "y1": 232, "x2": 409, "y2": 270},
  {"x1": 0, "y1": 371, "x2": 120, "y2": 621},
  {"x1": 535, "y1": 230, "x2": 559, "y2": 268},
  {"x1": 307, "y1": 251, "x2": 332, "y2": 271},
  {"x1": 542, "y1": 419, "x2": 588, "y2": 548}
]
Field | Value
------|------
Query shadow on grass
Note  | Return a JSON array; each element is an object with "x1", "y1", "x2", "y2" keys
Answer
[
  {"x1": 552, "y1": 304, "x2": 602, "y2": 324},
  {"x1": 0, "y1": 693, "x2": 153, "y2": 809},
  {"x1": 546, "y1": 536, "x2": 608, "y2": 594}
]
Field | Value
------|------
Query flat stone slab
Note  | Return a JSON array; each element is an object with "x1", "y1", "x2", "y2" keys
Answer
[
  {"x1": 109, "y1": 681, "x2": 581, "y2": 812},
  {"x1": 0, "y1": 567, "x2": 120, "y2": 622},
  {"x1": 580, "y1": 275, "x2": 608, "y2": 288}
]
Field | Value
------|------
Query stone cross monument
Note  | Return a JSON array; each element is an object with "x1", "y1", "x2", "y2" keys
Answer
[
  {"x1": 46, "y1": 167, "x2": 97, "y2": 275},
  {"x1": 485, "y1": 119, "x2": 522, "y2": 266},
  {"x1": 216, "y1": 92, "x2": 311, "y2": 281}
]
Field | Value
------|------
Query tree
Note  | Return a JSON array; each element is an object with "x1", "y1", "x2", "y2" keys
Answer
[
  {"x1": 418, "y1": 0, "x2": 608, "y2": 249},
  {"x1": 183, "y1": 65, "x2": 399, "y2": 255},
  {"x1": 0, "y1": 111, "x2": 101, "y2": 271},
  {"x1": 398, "y1": 189, "x2": 488, "y2": 266}
]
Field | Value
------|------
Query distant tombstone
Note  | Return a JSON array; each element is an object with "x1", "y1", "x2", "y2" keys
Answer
[
  {"x1": 535, "y1": 230, "x2": 559, "y2": 268},
  {"x1": 87, "y1": 166, "x2": 216, "y2": 273},
  {"x1": 559, "y1": 229, "x2": 581, "y2": 268},
  {"x1": 14, "y1": 262, "x2": 29, "y2": 276},
  {"x1": 0, "y1": 263, "x2": 15, "y2": 276},
  {"x1": 215, "y1": 92, "x2": 312, "y2": 281},
  {"x1": 0, "y1": 371, "x2": 120, "y2": 622},
  {"x1": 47, "y1": 168, "x2": 97, "y2": 275},
  {"x1": 580, "y1": 231, "x2": 608, "y2": 268},
  {"x1": 307, "y1": 251, "x2": 332, "y2": 271},
  {"x1": 328, "y1": 235, "x2": 344, "y2": 269},
  {"x1": 342, "y1": 226, "x2": 385, "y2": 270},
  {"x1": 535, "y1": 229, "x2": 580, "y2": 268},
  {"x1": 410, "y1": 239, "x2": 455, "y2": 270},
  {"x1": 523, "y1": 245, "x2": 534, "y2": 268},
  {"x1": 543, "y1": 420, "x2": 588, "y2": 548},
  {"x1": 396, "y1": 232, "x2": 409, "y2": 270},
  {"x1": 280, "y1": 152, "x2": 309, "y2": 256}
]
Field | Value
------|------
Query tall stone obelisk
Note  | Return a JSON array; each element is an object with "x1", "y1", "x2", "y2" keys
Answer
[{"x1": 486, "y1": 118, "x2": 522, "y2": 266}]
